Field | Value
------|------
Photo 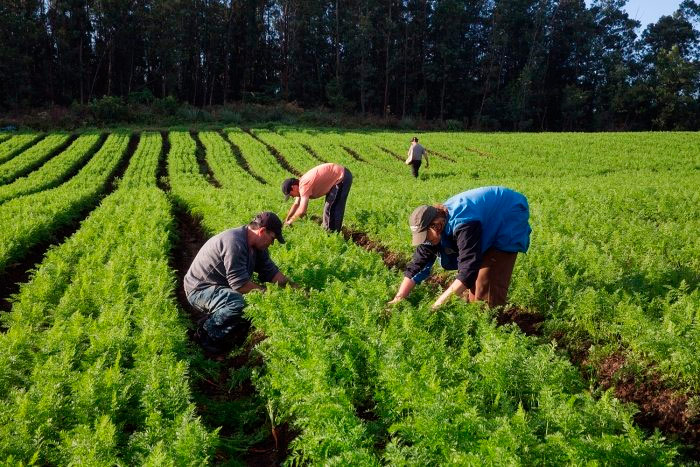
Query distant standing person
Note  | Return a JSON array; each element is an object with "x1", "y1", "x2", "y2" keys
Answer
[
  {"x1": 184, "y1": 212, "x2": 293, "y2": 354},
  {"x1": 388, "y1": 186, "x2": 531, "y2": 310},
  {"x1": 281, "y1": 163, "x2": 353, "y2": 232},
  {"x1": 405, "y1": 136, "x2": 428, "y2": 178}
]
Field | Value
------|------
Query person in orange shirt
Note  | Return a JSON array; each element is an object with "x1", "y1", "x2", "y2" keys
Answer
[{"x1": 281, "y1": 163, "x2": 353, "y2": 232}]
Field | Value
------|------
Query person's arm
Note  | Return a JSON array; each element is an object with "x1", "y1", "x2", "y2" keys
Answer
[
  {"x1": 269, "y1": 270, "x2": 300, "y2": 288},
  {"x1": 285, "y1": 195, "x2": 310, "y2": 225},
  {"x1": 237, "y1": 280, "x2": 266, "y2": 294},
  {"x1": 285, "y1": 198, "x2": 301, "y2": 223},
  {"x1": 388, "y1": 243, "x2": 438, "y2": 304},
  {"x1": 388, "y1": 277, "x2": 416, "y2": 304},
  {"x1": 432, "y1": 222, "x2": 482, "y2": 310}
]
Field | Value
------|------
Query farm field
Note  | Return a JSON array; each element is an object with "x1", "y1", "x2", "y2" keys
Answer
[{"x1": 0, "y1": 128, "x2": 698, "y2": 465}]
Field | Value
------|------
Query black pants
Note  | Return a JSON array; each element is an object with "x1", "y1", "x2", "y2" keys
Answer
[
  {"x1": 323, "y1": 168, "x2": 352, "y2": 232},
  {"x1": 410, "y1": 160, "x2": 422, "y2": 178}
]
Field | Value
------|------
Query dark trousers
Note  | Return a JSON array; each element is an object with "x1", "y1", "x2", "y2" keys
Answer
[
  {"x1": 410, "y1": 160, "x2": 422, "y2": 178},
  {"x1": 323, "y1": 168, "x2": 352, "y2": 232}
]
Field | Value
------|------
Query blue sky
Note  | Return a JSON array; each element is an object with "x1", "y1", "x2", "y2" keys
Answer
[{"x1": 585, "y1": 0, "x2": 683, "y2": 28}]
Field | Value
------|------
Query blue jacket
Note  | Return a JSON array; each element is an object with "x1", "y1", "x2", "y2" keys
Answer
[{"x1": 408, "y1": 186, "x2": 531, "y2": 284}]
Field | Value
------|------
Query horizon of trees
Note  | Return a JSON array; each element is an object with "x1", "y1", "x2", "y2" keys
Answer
[{"x1": 1, "y1": 0, "x2": 699, "y2": 131}]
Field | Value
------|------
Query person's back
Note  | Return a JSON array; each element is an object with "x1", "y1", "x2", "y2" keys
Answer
[
  {"x1": 443, "y1": 186, "x2": 530, "y2": 253},
  {"x1": 410, "y1": 143, "x2": 425, "y2": 160}
]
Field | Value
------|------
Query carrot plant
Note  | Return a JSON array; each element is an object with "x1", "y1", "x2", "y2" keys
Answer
[
  {"x1": 0, "y1": 131, "x2": 214, "y2": 464},
  {"x1": 0, "y1": 133, "x2": 43, "y2": 164},
  {"x1": 0, "y1": 133, "x2": 130, "y2": 273},
  {"x1": 0, "y1": 133, "x2": 71, "y2": 185},
  {"x1": 0, "y1": 133, "x2": 102, "y2": 204}
]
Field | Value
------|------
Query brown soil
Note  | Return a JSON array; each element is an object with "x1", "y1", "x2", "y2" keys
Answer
[
  {"x1": 218, "y1": 130, "x2": 268, "y2": 184},
  {"x1": 341, "y1": 145, "x2": 368, "y2": 162},
  {"x1": 300, "y1": 143, "x2": 327, "y2": 163},
  {"x1": 190, "y1": 131, "x2": 222, "y2": 187},
  {"x1": 426, "y1": 149, "x2": 457, "y2": 162},
  {"x1": 157, "y1": 131, "x2": 170, "y2": 191},
  {"x1": 595, "y1": 353, "x2": 700, "y2": 458},
  {"x1": 243, "y1": 128, "x2": 303, "y2": 177},
  {"x1": 465, "y1": 147, "x2": 493, "y2": 158},
  {"x1": 340, "y1": 226, "x2": 407, "y2": 270},
  {"x1": 495, "y1": 307, "x2": 544, "y2": 336},
  {"x1": 376, "y1": 145, "x2": 403, "y2": 162}
]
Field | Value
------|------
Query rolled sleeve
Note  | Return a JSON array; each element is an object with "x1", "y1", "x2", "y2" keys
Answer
[
  {"x1": 404, "y1": 243, "x2": 438, "y2": 284},
  {"x1": 454, "y1": 222, "x2": 483, "y2": 288}
]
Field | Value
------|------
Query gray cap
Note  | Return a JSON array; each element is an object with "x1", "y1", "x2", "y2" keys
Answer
[{"x1": 409, "y1": 205, "x2": 438, "y2": 245}]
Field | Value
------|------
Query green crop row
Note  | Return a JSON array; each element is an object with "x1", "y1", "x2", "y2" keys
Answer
[
  {"x1": 0, "y1": 133, "x2": 130, "y2": 273},
  {"x1": 0, "y1": 134, "x2": 43, "y2": 164},
  {"x1": 0, "y1": 133, "x2": 71, "y2": 185},
  {"x1": 0, "y1": 133, "x2": 102, "y2": 205},
  {"x1": 226, "y1": 128, "x2": 295, "y2": 183},
  {"x1": 0, "y1": 133, "x2": 214, "y2": 464}
]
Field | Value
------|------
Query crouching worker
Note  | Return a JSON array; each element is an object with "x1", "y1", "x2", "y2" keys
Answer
[
  {"x1": 184, "y1": 212, "x2": 293, "y2": 354},
  {"x1": 388, "y1": 186, "x2": 531, "y2": 310}
]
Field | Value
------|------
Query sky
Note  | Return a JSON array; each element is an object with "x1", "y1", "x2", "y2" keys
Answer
[{"x1": 585, "y1": 0, "x2": 683, "y2": 29}]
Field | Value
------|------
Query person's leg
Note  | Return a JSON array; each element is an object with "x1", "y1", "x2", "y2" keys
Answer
[
  {"x1": 327, "y1": 169, "x2": 352, "y2": 232},
  {"x1": 411, "y1": 160, "x2": 421, "y2": 178},
  {"x1": 323, "y1": 184, "x2": 339, "y2": 230},
  {"x1": 467, "y1": 248, "x2": 518, "y2": 307},
  {"x1": 189, "y1": 286, "x2": 248, "y2": 349}
]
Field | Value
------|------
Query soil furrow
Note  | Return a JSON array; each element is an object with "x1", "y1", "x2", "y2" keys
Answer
[
  {"x1": 300, "y1": 143, "x2": 327, "y2": 163},
  {"x1": 596, "y1": 354, "x2": 700, "y2": 459},
  {"x1": 426, "y1": 149, "x2": 457, "y2": 162},
  {"x1": 376, "y1": 145, "x2": 404, "y2": 162},
  {"x1": 219, "y1": 130, "x2": 268, "y2": 184},
  {"x1": 465, "y1": 147, "x2": 493, "y2": 158},
  {"x1": 341, "y1": 145, "x2": 368, "y2": 163},
  {"x1": 169, "y1": 202, "x2": 292, "y2": 465},
  {"x1": 157, "y1": 131, "x2": 171, "y2": 191},
  {"x1": 190, "y1": 131, "x2": 222, "y2": 187},
  {"x1": 242, "y1": 128, "x2": 302, "y2": 177}
]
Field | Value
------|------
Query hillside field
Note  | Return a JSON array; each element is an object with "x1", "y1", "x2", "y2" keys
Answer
[{"x1": 0, "y1": 128, "x2": 698, "y2": 465}]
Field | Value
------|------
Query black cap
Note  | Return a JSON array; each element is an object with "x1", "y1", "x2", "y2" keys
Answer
[
  {"x1": 252, "y1": 211, "x2": 285, "y2": 244},
  {"x1": 281, "y1": 178, "x2": 299, "y2": 201}
]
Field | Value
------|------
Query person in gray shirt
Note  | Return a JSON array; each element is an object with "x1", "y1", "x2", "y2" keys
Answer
[
  {"x1": 184, "y1": 211, "x2": 293, "y2": 353},
  {"x1": 406, "y1": 136, "x2": 428, "y2": 178}
]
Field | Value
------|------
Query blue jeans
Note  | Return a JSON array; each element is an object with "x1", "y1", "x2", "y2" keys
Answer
[{"x1": 186, "y1": 286, "x2": 247, "y2": 343}]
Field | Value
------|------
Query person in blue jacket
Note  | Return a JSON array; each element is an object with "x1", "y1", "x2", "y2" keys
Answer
[{"x1": 388, "y1": 186, "x2": 531, "y2": 310}]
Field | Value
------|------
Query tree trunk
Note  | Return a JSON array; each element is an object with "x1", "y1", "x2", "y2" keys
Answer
[
  {"x1": 402, "y1": 20, "x2": 407, "y2": 119},
  {"x1": 335, "y1": 0, "x2": 340, "y2": 80},
  {"x1": 383, "y1": 0, "x2": 392, "y2": 117}
]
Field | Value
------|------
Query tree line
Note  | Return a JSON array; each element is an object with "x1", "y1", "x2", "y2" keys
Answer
[{"x1": 2, "y1": 0, "x2": 700, "y2": 130}]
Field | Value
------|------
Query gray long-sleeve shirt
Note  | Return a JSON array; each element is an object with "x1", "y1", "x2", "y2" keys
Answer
[{"x1": 183, "y1": 226, "x2": 280, "y2": 296}]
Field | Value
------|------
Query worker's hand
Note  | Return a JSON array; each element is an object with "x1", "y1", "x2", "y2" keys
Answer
[
  {"x1": 284, "y1": 220, "x2": 293, "y2": 227},
  {"x1": 387, "y1": 295, "x2": 404, "y2": 305}
]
